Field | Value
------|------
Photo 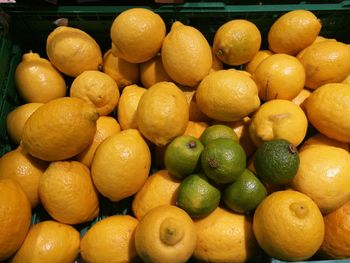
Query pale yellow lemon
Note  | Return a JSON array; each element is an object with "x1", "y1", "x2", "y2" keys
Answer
[{"x1": 301, "y1": 133, "x2": 349, "y2": 151}]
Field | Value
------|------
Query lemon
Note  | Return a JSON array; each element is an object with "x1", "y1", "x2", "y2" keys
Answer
[
  {"x1": 39, "y1": 161, "x2": 99, "y2": 224},
  {"x1": 6, "y1": 103, "x2": 43, "y2": 145},
  {"x1": 70, "y1": 70, "x2": 120, "y2": 116},
  {"x1": 292, "y1": 88, "x2": 312, "y2": 112},
  {"x1": 213, "y1": 19, "x2": 261, "y2": 65},
  {"x1": 15, "y1": 52, "x2": 66, "y2": 103},
  {"x1": 132, "y1": 170, "x2": 181, "y2": 220},
  {"x1": 0, "y1": 147, "x2": 48, "y2": 208},
  {"x1": 11, "y1": 221, "x2": 80, "y2": 263},
  {"x1": 135, "y1": 205, "x2": 196, "y2": 263},
  {"x1": 245, "y1": 49, "x2": 273, "y2": 74},
  {"x1": 183, "y1": 89, "x2": 211, "y2": 122},
  {"x1": 0, "y1": 179, "x2": 31, "y2": 261},
  {"x1": 249, "y1": 99, "x2": 308, "y2": 147},
  {"x1": 110, "y1": 8, "x2": 166, "y2": 63},
  {"x1": 91, "y1": 129, "x2": 151, "y2": 201},
  {"x1": 196, "y1": 69, "x2": 260, "y2": 122},
  {"x1": 183, "y1": 121, "x2": 209, "y2": 139},
  {"x1": 210, "y1": 47, "x2": 223, "y2": 72},
  {"x1": 302, "y1": 133, "x2": 349, "y2": 151},
  {"x1": 140, "y1": 54, "x2": 172, "y2": 88},
  {"x1": 22, "y1": 97, "x2": 98, "y2": 161},
  {"x1": 253, "y1": 190, "x2": 324, "y2": 261},
  {"x1": 46, "y1": 26, "x2": 102, "y2": 77},
  {"x1": 81, "y1": 215, "x2": 139, "y2": 263},
  {"x1": 200, "y1": 124, "x2": 238, "y2": 146},
  {"x1": 161, "y1": 21, "x2": 212, "y2": 87},
  {"x1": 136, "y1": 82, "x2": 189, "y2": 146},
  {"x1": 268, "y1": 10, "x2": 321, "y2": 55}
]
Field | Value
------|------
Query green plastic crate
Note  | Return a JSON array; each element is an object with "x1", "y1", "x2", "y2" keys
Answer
[{"x1": 2, "y1": 2, "x2": 350, "y2": 262}]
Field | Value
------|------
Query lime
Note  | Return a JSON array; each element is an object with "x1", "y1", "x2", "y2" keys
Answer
[
  {"x1": 177, "y1": 173, "x2": 221, "y2": 218},
  {"x1": 224, "y1": 169, "x2": 267, "y2": 213},
  {"x1": 200, "y1": 124, "x2": 238, "y2": 146},
  {"x1": 201, "y1": 138, "x2": 246, "y2": 184},
  {"x1": 253, "y1": 139, "x2": 300, "y2": 185},
  {"x1": 164, "y1": 135, "x2": 204, "y2": 179}
]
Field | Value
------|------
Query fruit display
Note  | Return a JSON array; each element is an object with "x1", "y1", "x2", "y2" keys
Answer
[{"x1": 2, "y1": 3, "x2": 350, "y2": 262}]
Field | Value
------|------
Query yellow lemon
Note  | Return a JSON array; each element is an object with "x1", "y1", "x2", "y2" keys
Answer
[
  {"x1": 249, "y1": 99, "x2": 308, "y2": 147},
  {"x1": 0, "y1": 179, "x2": 31, "y2": 261},
  {"x1": 11, "y1": 221, "x2": 80, "y2": 263},
  {"x1": 6, "y1": 103, "x2": 43, "y2": 145},
  {"x1": 301, "y1": 133, "x2": 349, "y2": 151},
  {"x1": 75, "y1": 116, "x2": 121, "y2": 167},
  {"x1": 91, "y1": 129, "x2": 151, "y2": 201},
  {"x1": 0, "y1": 147, "x2": 48, "y2": 208},
  {"x1": 22, "y1": 97, "x2": 98, "y2": 161},
  {"x1": 39, "y1": 161, "x2": 99, "y2": 224},
  {"x1": 245, "y1": 49, "x2": 273, "y2": 75},
  {"x1": 213, "y1": 19, "x2": 261, "y2": 66},
  {"x1": 81, "y1": 215, "x2": 139, "y2": 263},
  {"x1": 161, "y1": 21, "x2": 212, "y2": 87},
  {"x1": 183, "y1": 89, "x2": 211, "y2": 122},
  {"x1": 117, "y1": 84, "x2": 147, "y2": 130},
  {"x1": 306, "y1": 83, "x2": 350, "y2": 142},
  {"x1": 194, "y1": 206, "x2": 262, "y2": 263},
  {"x1": 132, "y1": 170, "x2": 181, "y2": 220},
  {"x1": 253, "y1": 190, "x2": 324, "y2": 261},
  {"x1": 110, "y1": 8, "x2": 166, "y2": 63},
  {"x1": 296, "y1": 36, "x2": 336, "y2": 60},
  {"x1": 70, "y1": 70, "x2": 119, "y2": 116},
  {"x1": 342, "y1": 73, "x2": 350, "y2": 84},
  {"x1": 196, "y1": 69, "x2": 260, "y2": 122},
  {"x1": 136, "y1": 82, "x2": 189, "y2": 146},
  {"x1": 290, "y1": 144, "x2": 350, "y2": 214},
  {"x1": 183, "y1": 121, "x2": 209, "y2": 139},
  {"x1": 140, "y1": 54, "x2": 172, "y2": 88},
  {"x1": 253, "y1": 54, "x2": 305, "y2": 101},
  {"x1": 135, "y1": 205, "x2": 196, "y2": 263},
  {"x1": 102, "y1": 49, "x2": 139, "y2": 90},
  {"x1": 46, "y1": 26, "x2": 102, "y2": 77},
  {"x1": 210, "y1": 47, "x2": 223, "y2": 72},
  {"x1": 15, "y1": 52, "x2": 66, "y2": 103},
  {"x1": 268, "y1": 10, "x2": 321, "y2": 55},
  {"x1": 291, "y1": 88, "x2": 312, "y2": 112}
]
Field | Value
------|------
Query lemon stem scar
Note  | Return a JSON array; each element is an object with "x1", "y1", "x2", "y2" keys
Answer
[
  {"x1": 159, "y1": 217, "x2": 184, "y2": 246},
  {"x1": 216, "y1": 49, "x2": 224, "y2": 57},
  {"x1": 208, "y1": 158, "x2": 219, "y2": 169},
  {"x1": 188, "y1": 141, "x2": 197, "y2": 149},
  {"x1": 288, "y1": 144, "x2": 297, "y2": 154},
  {"x1": 290, "y1": 202, "x2": 309, "y2": 219}
]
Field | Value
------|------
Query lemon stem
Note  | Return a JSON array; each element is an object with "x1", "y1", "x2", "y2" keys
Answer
[{"x1": 188, "y1": 141, "x2": 196, "y2": 149}]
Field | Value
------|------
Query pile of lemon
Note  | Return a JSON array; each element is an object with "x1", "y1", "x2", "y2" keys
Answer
[{"x1": 2, "y1": 7, "x2": 350, "y2": 263}]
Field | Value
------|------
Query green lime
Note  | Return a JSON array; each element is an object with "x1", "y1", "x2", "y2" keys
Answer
[
  {"x1": 223, "y1": 169, "x2": 267, "y2": 213},
  {"x1": 164, "y1": 135, "x2": 204, "y2": 179},
  {"x1": 177, "y1": 173, "x2": 221, "y2": 218},
  {"x1": 201, "y1": 138, "x2": 246, "y2": 184},
  {"x1": 200, "y1": 124, "x2": 238, "y2": 146},
  {"x1": 253, "y1": 139, "x2": 300, "y2": 185}
]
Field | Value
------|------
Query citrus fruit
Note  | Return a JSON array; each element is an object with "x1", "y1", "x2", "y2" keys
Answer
[
  {"x1": 268, "y1": 10, "x2": 321, "y2": 55},
  {"x1": 11, "y1": 220, "x2": 80, "y2": 263},
  {"x1": 132, "y1": 170, "x2": 181, "y2": 220},
  {"x1": 291, "y1": 88, "x2": 312, "y2": 112},
  {"x1": 81, "y1": 215, "x2": 139, "y2": 263},
  {"x1": 136, "y1": 82, "x2": 189, "y2": 146},
  {"x1": 210, "y1": 47, "x2": 223, "y2": 72},
  {"x1": 213, "y1": 19, "x2": 261, "y2": 66},
  {"x1": 253, "y1": 53, "x2": 305, "y2": 101},
  {"x1": 194, "y1": 206, "x2": 262, "y2": 263},
  {"x1": 161, "y1": 21, "x2": 212, "y2": 87},
  {"x1": 302, "y1": 133, "x2": 349, "y2": 151},
  {"x1": 164, "y1": 135, "x2": 204, "y2": 179},
  {"x1": 117, "y1": 84, "x2": 147, "y2": 130},
  {"x1": 290, "y1": 144, "x2": 350, "y2": 214},
  {"x1": 183, "y1": 121, "x2": 209, "y2": 139},
  {"x1": 6, "y1": 103, "x2": 43, "y2": 145},
  {"x1": 201, "y1": 138, "x2": 246, "y2": 184},
  {"x1": 306, "y1": 83, "x2": 350, "y2": 142},
  {"x1": 70, "y1": 70, "x2": 119, "y2": 116},
  {"x1": 254, "y1": 139, "x2": 300, "y2": 185},
  {"x1": 135, "y1": 205, "x2": 196, "y2": 263},
  {"x1": 253, "y1": 190, "x2": 324, "y2": 261},
  {"x1": 15, "y1": 52, "x2": 66, "y2": 103},
  {"x1": 296, "y1": 35, "x2": 336, "y2": 60},
  {"x1": 177, "y1": 173, "x2": 221, "y2": 218},
  {"x1": 245, "y1": 49, "x2": 273, "y2": 74},
  {"x1": 140, "y1": 55, "x2": 172, "y2": 88},
  {"x1": 0, "y1": 146, "x2": 48, "y2": 208},
  {"x1": 183, "y1": 89, "x2": 211, "y2": 122},
  {"x1": 75, "y1": 116, "x2": 121, "y2": 167},
  {"x1": 196, "y1": 69, "x2": 260, "y2": 122},
  {"x1": 224, "y1": 169, "x2": 267, "y2": 213},
  {"x1": 110, "y1": 8, "x2": 166, "y2": 63},
  {"x1": 249, "y1": 99, "x2": 308, "y2": 147},
  {"x1": 0, "y1": 179, "x2": 31, "y2": 261},
  {"x1": 22, "y1": 97, "x2": 98, "y2": 161},
  {"x1": 39, "y1": 161, "x2": 99, "y2": 224},
  {"x1": 318, "y1": 200, "x2": 350, "y2": 259},
  {"x1": 342, "y1": 72, "x2": 350, "y2": 84},
  {"x1": 91, "y1": 129, "x2": 151, "y2": 201},
  {"x1": 102, "y1": 49, "x2": 139, "y2": 90},
  {"x1": 199, "y1": 124, "x2": 238, "y2": 146},
  {"x1": 46, "y1": 26, "x2": 102, "y2": 77}
]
